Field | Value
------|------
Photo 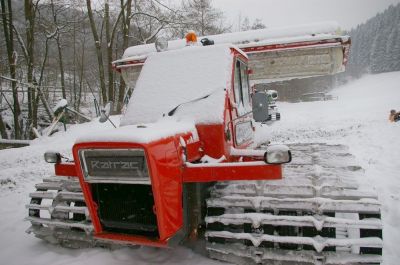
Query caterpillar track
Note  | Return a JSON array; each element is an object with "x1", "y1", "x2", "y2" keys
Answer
[
  {"x1": 26, "y1": 143, "x2": 383, "y2": 264},
  {"x1": 26, "y1": 177, "x2": 97, "y2": 248},
  {"x1": 205, "y1": 143, "x2": 383, "y2": 265}
]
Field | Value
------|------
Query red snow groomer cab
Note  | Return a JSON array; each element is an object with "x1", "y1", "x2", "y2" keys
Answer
[{"x1": 27, "y1": 22, "x2": 383, "y2": 265}]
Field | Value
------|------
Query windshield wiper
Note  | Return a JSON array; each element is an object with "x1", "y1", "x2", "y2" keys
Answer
[{"x1": 166, "y1": 89, "x2": 222, "y2": 117}]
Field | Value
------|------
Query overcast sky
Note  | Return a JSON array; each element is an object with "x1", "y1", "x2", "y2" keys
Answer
[{"x1": 207, "y1": 0, "x2": 400, "y2": 31}]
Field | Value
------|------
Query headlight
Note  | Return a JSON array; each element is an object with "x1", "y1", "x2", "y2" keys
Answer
[
  {"x1": 44, "y1": 152, "x2": 61, "y2": 164},
  {"x1": 264, "y1": 145, "x2": 291, "y2": 164}
]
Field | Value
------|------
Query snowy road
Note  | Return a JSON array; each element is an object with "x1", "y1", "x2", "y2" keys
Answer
[{"x1": 0, "y1": 72, "x2": 399, "y2": 265}]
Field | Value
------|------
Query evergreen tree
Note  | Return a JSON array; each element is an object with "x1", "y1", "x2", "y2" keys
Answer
[{"x1": 346, "y1": 3, "x2": 400, "y2": 77}]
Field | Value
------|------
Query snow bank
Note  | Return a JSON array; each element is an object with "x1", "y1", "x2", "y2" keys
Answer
[{"x1": 120, "y1": 44, "x2": 233, "y2": 126}]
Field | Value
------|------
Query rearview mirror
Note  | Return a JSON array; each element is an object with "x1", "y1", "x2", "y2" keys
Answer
[
  {"x1": 99, "y1": 102, "x2": 113, "y2": 123},
  {"x1": 252, "y1": 91, "x2": 269, "y2": 122},
  {"x1": 44, "y1": 151, "x2": 61, "y2": 164},
  {"x1": 264, "y1": 145, "x2": 292, "y2": 164}
]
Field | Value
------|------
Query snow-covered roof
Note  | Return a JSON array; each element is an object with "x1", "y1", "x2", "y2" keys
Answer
[
  {"x1": 117, "y1": 21, "x2": 342, "y2": 62},
  {"x1": 120, "y1": 44, "x2": 233, "y2": 126}
]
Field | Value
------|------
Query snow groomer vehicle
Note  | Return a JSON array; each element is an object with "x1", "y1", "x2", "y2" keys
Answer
[{"x1": 27, "y1": 22, "x2": 383, "y2": 265}]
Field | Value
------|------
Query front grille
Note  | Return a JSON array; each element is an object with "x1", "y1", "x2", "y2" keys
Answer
[
  {"x1": 92, "y1": 183, "x2": 158, "y2": 238},
  {"x1": 79, "y1": 149, "x2": 149, "y2": 184}
]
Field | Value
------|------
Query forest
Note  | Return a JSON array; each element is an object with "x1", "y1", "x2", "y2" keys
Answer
[
  {"x1": 0, "y1": 0, "x2": 255, "y2": 140},
  {"x1": 345, "y1": 3, "x2": 400, "y2": 77}
]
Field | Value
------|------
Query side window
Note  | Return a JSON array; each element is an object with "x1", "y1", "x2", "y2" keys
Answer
[
  {"x1": 233, "y1": 59, "x2": 254, "y2": 146},
  {"x1": 240, "y1": 64, "x2": 251, "y2": 112},
  {"x1": 234, "y1": 60, "x2": 243, "y2": 108},
  {"x1": 233, "y1": 59, "x2": 251, "y2": 115}
]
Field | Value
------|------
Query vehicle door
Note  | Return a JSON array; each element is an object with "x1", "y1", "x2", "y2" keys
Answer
[{"x1": 231, "y1": 58, "x2": 254, "y2": 148}]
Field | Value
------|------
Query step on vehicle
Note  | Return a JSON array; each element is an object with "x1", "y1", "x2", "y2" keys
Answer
[{"x1": 27, "y1": 22, "x2": 382, "y2": 265}]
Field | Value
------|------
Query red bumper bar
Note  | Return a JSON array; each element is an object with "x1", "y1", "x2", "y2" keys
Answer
[{"x1": 183, "y1": 161, "x2": 282, "y2": 183}]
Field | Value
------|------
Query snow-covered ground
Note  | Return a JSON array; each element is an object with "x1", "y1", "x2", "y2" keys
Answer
[
  {"x1": 262, "y1": 71, "x2": 400, "y2": 264},
  {"x1": 0, "y1": 71, "x2": 399, "y2": 265}
]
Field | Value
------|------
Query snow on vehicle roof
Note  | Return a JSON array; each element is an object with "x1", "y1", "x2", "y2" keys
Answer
[
  {"x1": 117, "y1": 21, "x2": 342, "y2": 62},
  {"x1": 120, "y1": 44, "x2": 234, "y2": 126}
]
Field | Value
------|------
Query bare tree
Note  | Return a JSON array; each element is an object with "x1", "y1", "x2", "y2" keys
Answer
[
  {"x1": 117, "y1": 0, "x2": 132, "y2": 111},
  {"x1": 49, "y1": 0, "x2": 66, "y2": 99},
  {"x1": 24, "y1": 0, "x2": 39, "y2": 136},
  {"x1": 87, "y1": 0, "x2": 174, "y2": 108},
  {"x1": 1, "y1": 0, "x2": 21, "y2": 139},
  {"x1": 180, "y1": 0, "x2": 230, "y2": 36},
  {"x1": 241, "y1": 17, "x2": 250, "y2": 31},
  {"x1": 86, "y1": 0, "x2": 107, "y2": 104},
  {"x1": 0, "y1": 112, "x2": 7, "y2": 139},
  {"x1": 251, "y1": 18, "x2": 266, "y2": 30},
  {"x1": 239, "y1": 16, "x2": 266, "y2": 32},
  {"x1": 75, "y1": 31, "x2": 87, "y2": 112},
  {"x1": 0, "y1": 0, "x2": 232, "y2": 139},
  {"x1": 105, "y1": 0, "x2": 125, "y2": 106}
]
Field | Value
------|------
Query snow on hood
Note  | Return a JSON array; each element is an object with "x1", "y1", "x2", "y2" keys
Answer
[
  {"x1": 120, "y1": 44, "x2": 233, "y2": 126},
  {"x1": 75, "y1": 118, "x2": 198, "y2": 144}
]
